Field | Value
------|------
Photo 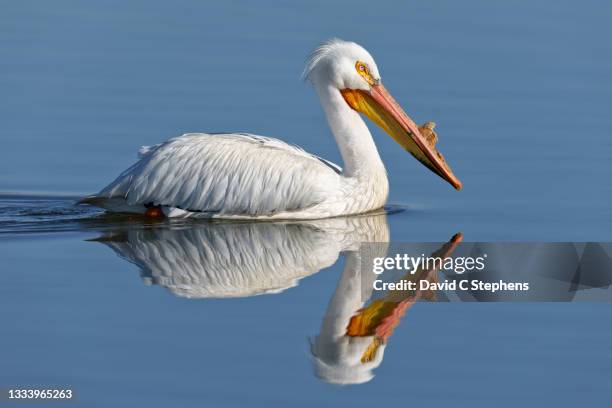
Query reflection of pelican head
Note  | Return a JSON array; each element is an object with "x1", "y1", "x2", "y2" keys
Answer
[
  {"x1": 93, "y1": 213, "x2": 389, "y2": 298},
  {"x1": 311, "y1": 232, "x2": 462, "y2": 385},
  {"x1": 309, "y1": 220, "x2": 391, "y2": 385},
  {"x1": 311, "y1": 337, "x2": 386, "y2": 385},
  {"x1": 309, "y1": 246, "x2": 387, "y2": 385}
]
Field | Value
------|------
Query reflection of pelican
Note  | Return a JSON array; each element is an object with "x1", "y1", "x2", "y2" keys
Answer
[
  {"x1": 311, "y1": 233, "x2": 461, "y2": 385},
  {"x1": 92, "y1": 213, "x2": 463, "y2": 384},
  {"x1": 93, "y1": 213, "x2": 389, "y2": 298},
  {"x1": 80, "y1": 39, "x2": 460, "y2": 219}
]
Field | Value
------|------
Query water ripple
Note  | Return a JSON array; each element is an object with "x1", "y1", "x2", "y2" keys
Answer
[{"x1": 0, "y1": 193, "x2": 407, "y2": 236}]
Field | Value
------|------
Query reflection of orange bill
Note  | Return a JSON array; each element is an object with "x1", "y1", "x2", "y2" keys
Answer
[
  {"x1": 346, "y1": 233, "x2": 463, "y2": 363},
  {"x1": 341, "y1": 85, "x2": 462, "y2": 190}
]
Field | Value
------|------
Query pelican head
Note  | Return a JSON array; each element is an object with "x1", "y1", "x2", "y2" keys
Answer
[{"x1": 304, "y1": 39, "x2": 462, "y2": 190}]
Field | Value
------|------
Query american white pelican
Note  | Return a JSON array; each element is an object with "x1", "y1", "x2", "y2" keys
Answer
[{"x1": 81, "y1": 39, "x2": 461, "y2": 219}]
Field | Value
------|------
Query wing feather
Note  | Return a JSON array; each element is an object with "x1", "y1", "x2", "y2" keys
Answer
[{"x1": 97, "y1": 133, "x2": 341, "y2": 216}]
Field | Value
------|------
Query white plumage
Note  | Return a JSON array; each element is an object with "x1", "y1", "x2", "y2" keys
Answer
[
  {"x1": 95, "y1": 133, "x2": 346, "y2": 218},
  {"x1": 81, "y1": 39, "x2": 460, "y2": 218}
]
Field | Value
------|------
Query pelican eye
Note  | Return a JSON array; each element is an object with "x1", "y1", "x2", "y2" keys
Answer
[{"x1": 355, "y1": 61, "x2": 375, "y2": 85}]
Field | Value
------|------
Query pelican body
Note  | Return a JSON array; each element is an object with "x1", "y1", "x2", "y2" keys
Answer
[{"x1": 82, "y1": 39, "x2": 461, "y2": 219}]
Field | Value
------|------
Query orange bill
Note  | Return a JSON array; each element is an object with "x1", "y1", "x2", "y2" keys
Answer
[{"x1": 341, "y1": 84, "x2": 462, "y2": 190}]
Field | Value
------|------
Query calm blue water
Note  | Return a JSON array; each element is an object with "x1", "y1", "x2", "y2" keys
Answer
[{"x1": 1, "y1": 1, "x2": 611, "y2": 407}]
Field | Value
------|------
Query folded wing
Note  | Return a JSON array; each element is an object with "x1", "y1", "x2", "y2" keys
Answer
[{"x1": 92, "y1": 133, "x2": 342, "y2": 216}]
